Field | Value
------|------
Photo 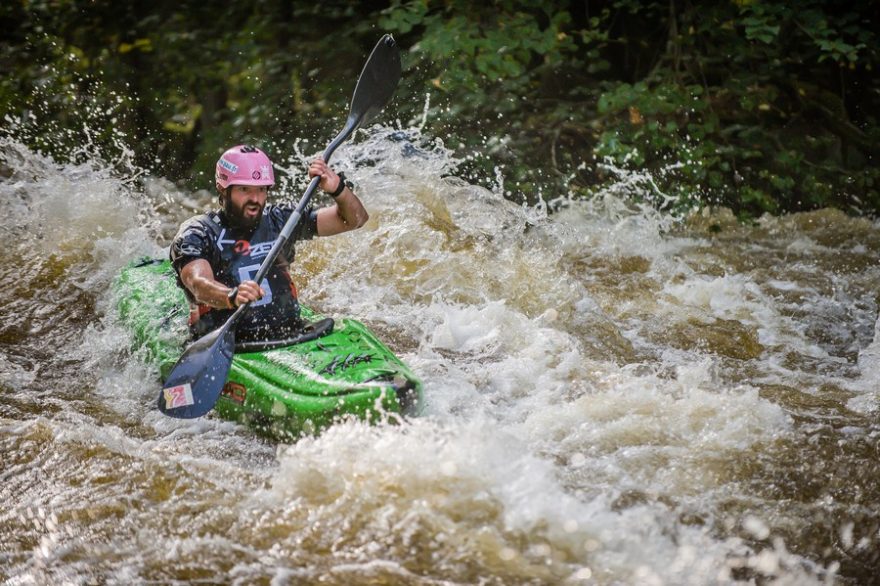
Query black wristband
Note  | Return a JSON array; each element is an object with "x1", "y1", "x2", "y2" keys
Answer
[
  {"x1": 226, "y1": 286, "x2": 239, "y2": 309},
  {"x1": 329, "y1": 172, "x2": 347, "y2": 198}
]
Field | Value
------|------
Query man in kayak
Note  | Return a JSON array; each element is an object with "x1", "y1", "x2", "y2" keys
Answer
[{"x1": 169, "y1": 144, "x2": 368, "y2": 342}]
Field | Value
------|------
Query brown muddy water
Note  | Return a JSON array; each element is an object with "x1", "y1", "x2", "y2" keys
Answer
[{"x1": 1, "y1": 129, "x2": 879, "y2": 585}]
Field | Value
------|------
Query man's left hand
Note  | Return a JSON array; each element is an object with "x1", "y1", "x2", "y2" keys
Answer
[{"x1": 308, "y1": 157, "x2": 341, "y2": 194}]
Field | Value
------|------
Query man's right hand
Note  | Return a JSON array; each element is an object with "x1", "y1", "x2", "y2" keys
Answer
[{"x1": 230, "y1": 280, "x2": 265, "y2": 307}]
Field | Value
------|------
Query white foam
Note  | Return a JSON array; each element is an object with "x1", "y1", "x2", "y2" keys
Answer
[{"x1": 3, "y1": 127, "x2": 861, "y2": 584}]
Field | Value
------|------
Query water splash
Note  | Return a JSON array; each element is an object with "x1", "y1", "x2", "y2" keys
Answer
[{"x1": 2, "y1": 120, "x2": 878, "y2": 583}]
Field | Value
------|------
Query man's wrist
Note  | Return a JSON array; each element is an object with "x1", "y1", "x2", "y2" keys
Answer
[{"x1": 329, "y1": 172, "x2": 348, "y2": 198}]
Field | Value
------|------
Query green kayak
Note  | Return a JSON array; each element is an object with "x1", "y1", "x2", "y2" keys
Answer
[{"x1": 115, "y1": 258, "x2": 423, "y2": 440}]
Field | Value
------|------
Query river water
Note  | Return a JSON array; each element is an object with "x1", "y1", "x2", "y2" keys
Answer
[{"x1": 1, "y1": 126, "x2": 879, "y2": 585}]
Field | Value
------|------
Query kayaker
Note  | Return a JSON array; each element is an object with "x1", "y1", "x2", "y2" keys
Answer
[{"x1": 169, "y1": 144, "x2": 368, "y2": 343}]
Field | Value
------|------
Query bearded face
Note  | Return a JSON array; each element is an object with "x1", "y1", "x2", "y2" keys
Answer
[{"x1": 221, "y1": 185, "x2": 268, "y2": 229}]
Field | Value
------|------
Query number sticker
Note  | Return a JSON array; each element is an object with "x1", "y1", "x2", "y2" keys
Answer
[{"x1": 237, "y1": 264, "x2": 273, "y2": 307}]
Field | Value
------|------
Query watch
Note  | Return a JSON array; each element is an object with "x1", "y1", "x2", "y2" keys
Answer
[{"x1": 329, "y1": 172, "x2": 349, "y2": 198}]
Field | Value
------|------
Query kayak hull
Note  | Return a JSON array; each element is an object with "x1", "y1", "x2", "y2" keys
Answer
[{"x1": 115, "y1": 258, "x2": 423, "y2": 440}]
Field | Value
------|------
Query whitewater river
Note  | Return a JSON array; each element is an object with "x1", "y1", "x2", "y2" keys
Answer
[{"x1": 1, "y1": 127, "x2": 879, "y2": 585}]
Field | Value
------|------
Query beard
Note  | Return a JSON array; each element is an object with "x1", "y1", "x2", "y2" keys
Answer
[{"x1": 222, "y1": 196, "x2": 264, "y2": 230}]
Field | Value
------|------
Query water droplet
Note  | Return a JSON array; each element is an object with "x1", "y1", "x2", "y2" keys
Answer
[
  {"x1": 743, "y1": 515, "x2": 770, "y2": 540},
  {"x1": 572, "y1": 567, "x2": 592, "y2": 580}
]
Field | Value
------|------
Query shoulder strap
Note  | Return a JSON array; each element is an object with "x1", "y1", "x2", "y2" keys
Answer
[{"x1": 199, "y1": 211, "x2": 223, "y2": 239}]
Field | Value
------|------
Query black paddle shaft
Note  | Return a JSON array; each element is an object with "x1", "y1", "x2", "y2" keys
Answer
[{"x1": 157, "y1": 34, "x2": 401, "y2": 419}]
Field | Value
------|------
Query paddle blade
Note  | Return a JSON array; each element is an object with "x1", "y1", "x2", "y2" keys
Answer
[
  {"x1": 157, "y1": 325, "x2": 236, "y2": 419},
  {"x1": 348, "y1": 34, "x2": 402, "y2": 129}
]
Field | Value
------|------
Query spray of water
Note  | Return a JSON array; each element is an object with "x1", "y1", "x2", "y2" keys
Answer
[{"x1": 2, "y1": 106, "x2": 879, "y2": 582}]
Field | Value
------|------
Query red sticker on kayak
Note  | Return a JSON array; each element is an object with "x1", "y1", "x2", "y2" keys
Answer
[
  {"x1": 163, "y1": 383, "x2": 194, "y2": 409},
  {"x1": 221, "y1": 382, "x2": 247, "y2": 404}
]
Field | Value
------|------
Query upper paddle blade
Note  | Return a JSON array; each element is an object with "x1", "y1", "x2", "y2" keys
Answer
[
  {"x1": 348, "y1": 34, "x2": 402, "y2": 129},
  {"x1": 157, "y1": 324, "x2": 236, "y2": 419}
]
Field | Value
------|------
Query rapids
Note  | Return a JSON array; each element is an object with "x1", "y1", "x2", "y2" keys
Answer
[{"x1": 1, "y1": 127, "x2": 879, "y2": 585}]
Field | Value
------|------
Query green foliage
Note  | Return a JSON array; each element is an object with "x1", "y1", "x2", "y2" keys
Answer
[
  {"x1": 0, "y1": 1, "x2": 382, "y2": 185},
  {"x1": 377, "y1": 0, "x2": 594, "y2": 199},
  {"x1": 583, "y1": 0, "x2": 880, "y2": 217},
  {"x1": 378, "y1": 0, "x2": 879, "y2": 217},
  {"x1": 1, "y1": 0, "x2": 878, "y2": 217}
]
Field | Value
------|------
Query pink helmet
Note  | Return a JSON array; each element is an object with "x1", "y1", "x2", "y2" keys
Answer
[{"x1": 215, "y1": 145, "x2": 275, "y2": 189}]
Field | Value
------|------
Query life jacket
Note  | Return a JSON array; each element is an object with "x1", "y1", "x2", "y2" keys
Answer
[{"x1": 188, "y1": 210, "x2": 304, "y2": 342}]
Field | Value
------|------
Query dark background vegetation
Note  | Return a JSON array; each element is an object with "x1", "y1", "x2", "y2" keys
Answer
[{"x1": 1, "y1": 0, "x2": 878, "y2": 219}]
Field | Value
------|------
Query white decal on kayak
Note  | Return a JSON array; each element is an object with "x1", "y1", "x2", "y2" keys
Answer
[{"x1": 164, "y1": 383, "x2": 194, "y2": 409}]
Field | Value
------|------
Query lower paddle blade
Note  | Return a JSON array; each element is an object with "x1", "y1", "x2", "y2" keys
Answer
[{"x1": 157, "y1": 325, "x2": 236, "y2": 419}]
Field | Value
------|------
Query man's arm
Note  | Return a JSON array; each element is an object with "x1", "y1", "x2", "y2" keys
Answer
[
  {"x1": 179, "y1": 259, "x2": 264, "y2": 309},
  {"x1": 308, "y1": 158, "x2": 369, "y2": 236}
]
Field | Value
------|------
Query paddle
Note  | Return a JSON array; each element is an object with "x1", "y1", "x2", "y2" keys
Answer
[{"x1": 158, "y1": 34, "x2": 402, "y2": 418}]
